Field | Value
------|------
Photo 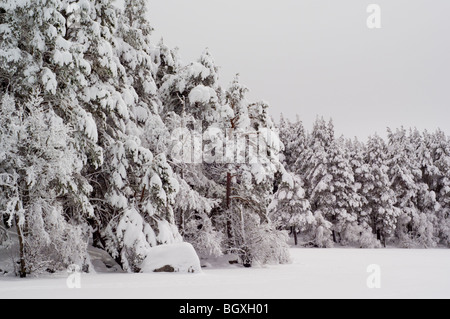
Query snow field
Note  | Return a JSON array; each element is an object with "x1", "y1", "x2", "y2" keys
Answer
[{"x1": 1, "y1": 248, "x2": 449, "y2": 299}]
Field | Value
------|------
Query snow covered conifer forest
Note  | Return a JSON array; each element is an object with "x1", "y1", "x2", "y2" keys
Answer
[{"x1": 0, "y1": 0, "x2": 449, "y2": 279}]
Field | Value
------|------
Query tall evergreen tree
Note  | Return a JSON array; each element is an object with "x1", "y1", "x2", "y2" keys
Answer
[
  {"x1": 360, "y1": 134, "x2": 399, "y2": 246},
  {"x1": 269, "y1": 170, "x2": 313, "y2": 246},
  {"x1": 0, "y1": 0, "x2": 98, "y2": 276},
  {"x1": 298, "y1": 117, "x2": 335, "y2": 246},
  {"x1": 217, "y1": 76, "x2": 290, "y2": 265},
  {"x1": 387, "y1": 128, "x2": 436, "y2": 247},
  {"x1": 428, "y1": 130, "x2": 450, "y2": 246}
]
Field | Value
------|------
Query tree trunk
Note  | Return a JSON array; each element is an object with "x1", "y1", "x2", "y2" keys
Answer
[
  {"x1": 2, "y1": 213, "x2": 11, "y2": 229},
  {"x1": 14, "y1": 215, "x2": 26, "y2": 278},
  {"x1": 293, "y1": 227, "x2": 298, "y2": 246},
  {"x1": 226, "y1": 172, "x2": 232, "y2": 209},
  {"x1": 139, "y1": 184, "x2": 146, "y2": 203},
  {"x1": 226, "y1": 171, "x2": 232, "y2": 239},
  {"x1": 226, "y1": 220, "x2": 232, "y2": 240},
  {"x1": 331, "y1": 215, "x2": 338, "y2": 243},
  {"x1": 372, "y1": 218, "x2": 377, "y2": 235},
  {"x1": 178, "y1": 168, "x2": 185, "y2": 234}
]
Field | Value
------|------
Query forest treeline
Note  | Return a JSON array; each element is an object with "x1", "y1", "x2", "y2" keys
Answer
[
  {"x1": 0, "y1": 0, "x2": 448, "y2": 277},
  {"x1": 274, "y1": 116, "x2": 450, "y2": 249}
]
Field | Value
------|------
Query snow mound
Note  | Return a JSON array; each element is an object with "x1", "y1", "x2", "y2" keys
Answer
[
  {"x1": 87, "y1": 246, "x2": 123, "y2": 273},
  {"x1": 188, "y1": 85, "x2": 216, "y2": 104},
  {"x1": 140, "y1": 243, "x2": 201, "y2": 273}
]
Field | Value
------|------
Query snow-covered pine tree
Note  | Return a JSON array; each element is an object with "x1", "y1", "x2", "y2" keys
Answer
[
  {"x1": 159, "y1": 48, "x2": 228, "y2": 122},
  {"x1": 325, "y1": 135, "x2": 363, "y2": 245},
  {"x1": 71, "y1": 0, "x2": 184, "y2": 271},
  {"x1": 427, "y1": 130, "x2": 450, "y2": 246},
  {"x1": 298, "y1": 117, "x2": 334, "y2": 247},
  {"x1": 408, "y1": 129, "x2": 438, "y2": 247},
  {"x1": 387, "y1": 128, "x2": 436, "y2": 247},
  {"x1": 0, "y1": 92, "x2": 90, "y2": 276},
  {"x1": 161, "y1": 67, "x2": 290, "y2": 265},
  {"x1": 157, "y1": 49, "x2": 226, "y2": 259},
  {"x1": 342, "y1": 138, "x2": 381, "y2": 248},
  {"x1": 269, "y1": 169, "x2": 313, "y2": 246},
  {"x1": 0, "y1": 0, "x2": 191, "y2": 274},
  {"x1": 0, "y1": 0, "x2": 100, "y2": 276},
  {"x1": 169, "y1": 129, "x2": 223, "y2": 259},
  {"x1": 358, "y1": 134, "x2": 399, "y2": 246},
  {"x1": 153, "y1": 38, "x2": 181, "y2": 91},
  {"x1": 273, "y1": 115, "x2": 314, "y2": 245},
  {"x1": 219, "y1": 77, "x2": 290, "y2": 266},
  {"x1": 278, "y1": 115, "x2": 307, "y2": 172}
]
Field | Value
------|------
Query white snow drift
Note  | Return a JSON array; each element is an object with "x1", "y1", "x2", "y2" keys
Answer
[{"x1": 140, "y1": 242, "x2": 201, "y2": 273}]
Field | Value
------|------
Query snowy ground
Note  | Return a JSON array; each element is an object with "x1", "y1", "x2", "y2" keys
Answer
[{"x1": 0, "y1": 248, "x2": 449, "y2": 299}]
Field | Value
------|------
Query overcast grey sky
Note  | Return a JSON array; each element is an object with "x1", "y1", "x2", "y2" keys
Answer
[{"x1": 147, "y1": 0, "x2": 450, "y2": 139}]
